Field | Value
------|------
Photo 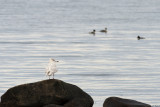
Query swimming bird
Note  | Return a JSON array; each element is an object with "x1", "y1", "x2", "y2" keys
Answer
[
  {"x1": 137, "y1": 36, "x2": 145, "y2": 40},
  {"x1": 89, "y1": 29, "x2": 96, "y2": 35},
  {"x1": 100, "y1": 28, "x2": 107, "y2": 33},
  {"x1": 45, "y1": 58, "x2": 59, "y2": 79}
]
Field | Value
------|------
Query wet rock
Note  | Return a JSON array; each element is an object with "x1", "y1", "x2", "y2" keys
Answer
[
  {"x1": 1, "y1": 79, "x2": 93, "y2": 107},
  {"x1": 103, "y1": 97, "x2": 151, "y2": 107}
]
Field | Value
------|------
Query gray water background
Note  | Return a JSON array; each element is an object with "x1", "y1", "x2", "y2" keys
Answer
[{"x1": 0, "y1": 0, "x2": 160, "y2": 106}]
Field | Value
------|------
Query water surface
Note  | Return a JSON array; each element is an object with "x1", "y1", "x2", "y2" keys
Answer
[{"x1": 0, "y1": 0, "x2": 160, "y2": 107}]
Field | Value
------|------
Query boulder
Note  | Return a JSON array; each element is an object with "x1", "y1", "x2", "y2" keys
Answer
[
  {"x1": 103, "y1": 97, "x2": 151, "y2": 107},
  {"x1": 1, "y1": 79, "x2": 94, "y2": 107},
  {"x1": 43, "y1": 104, "x2": 64, "y2": 107}
]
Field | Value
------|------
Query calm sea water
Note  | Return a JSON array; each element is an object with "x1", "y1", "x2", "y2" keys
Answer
[{"x1": 0, "y1": 0, "x2": 160, "y2": 106}]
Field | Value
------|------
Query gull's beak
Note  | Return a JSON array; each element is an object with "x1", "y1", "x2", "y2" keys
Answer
[{"x1": 56, "y1": 61, "x2": 59, "y2": 62}]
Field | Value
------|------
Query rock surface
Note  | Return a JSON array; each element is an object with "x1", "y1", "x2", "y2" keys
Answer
[
  {"x1": 103, "y1": 97, "x2": 151, "y2": 107},
  {"x1": 43, "y1": 104, "x2": 64, "y2": 107},
  {"x1": 0, "y1": 79, "x2": 93, "y2": 107}
]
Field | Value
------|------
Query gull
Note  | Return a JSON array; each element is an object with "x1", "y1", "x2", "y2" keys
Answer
[
  {"x1": 45, "y1": 58, "x2": 59, "y2": 79},
  {"x1": 89, "y1": 29, "x2": 96, "y2": 35},
  {"x1": 100, "y1": 28, "x2": 107, "y2": 33}
]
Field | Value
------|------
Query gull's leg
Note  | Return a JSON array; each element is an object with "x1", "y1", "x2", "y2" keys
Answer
[{"x1": 47, "y1": 71, "x2": 51, "y2": 79}]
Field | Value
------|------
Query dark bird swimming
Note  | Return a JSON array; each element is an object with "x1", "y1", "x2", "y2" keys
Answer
[
  {"x1": 89, "y1": 29, "x2": 96, "y2": 35},
  {"x1": 100, "y1": 28, "x2": 107, "y2": 33},
  {"x1": 137, "y1": 36, "x2": 145, "y2": 40}
]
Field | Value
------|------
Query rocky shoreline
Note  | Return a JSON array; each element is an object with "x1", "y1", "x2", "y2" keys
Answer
[{"x1": 0, "y1": 79, "x2": 151, "y2": 107}]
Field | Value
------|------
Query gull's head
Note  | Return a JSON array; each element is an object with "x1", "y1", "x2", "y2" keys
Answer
[
  {"x1": 105, "y1": 28, "x2": 107, "y2": 30},
  {"x1": 49, "y1": 58, "x2": 59, "y2": 62}
]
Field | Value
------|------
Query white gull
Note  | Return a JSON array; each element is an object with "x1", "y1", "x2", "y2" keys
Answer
[{"x1": 45, "y1": 58, "x2": 59, "y2": 79}]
